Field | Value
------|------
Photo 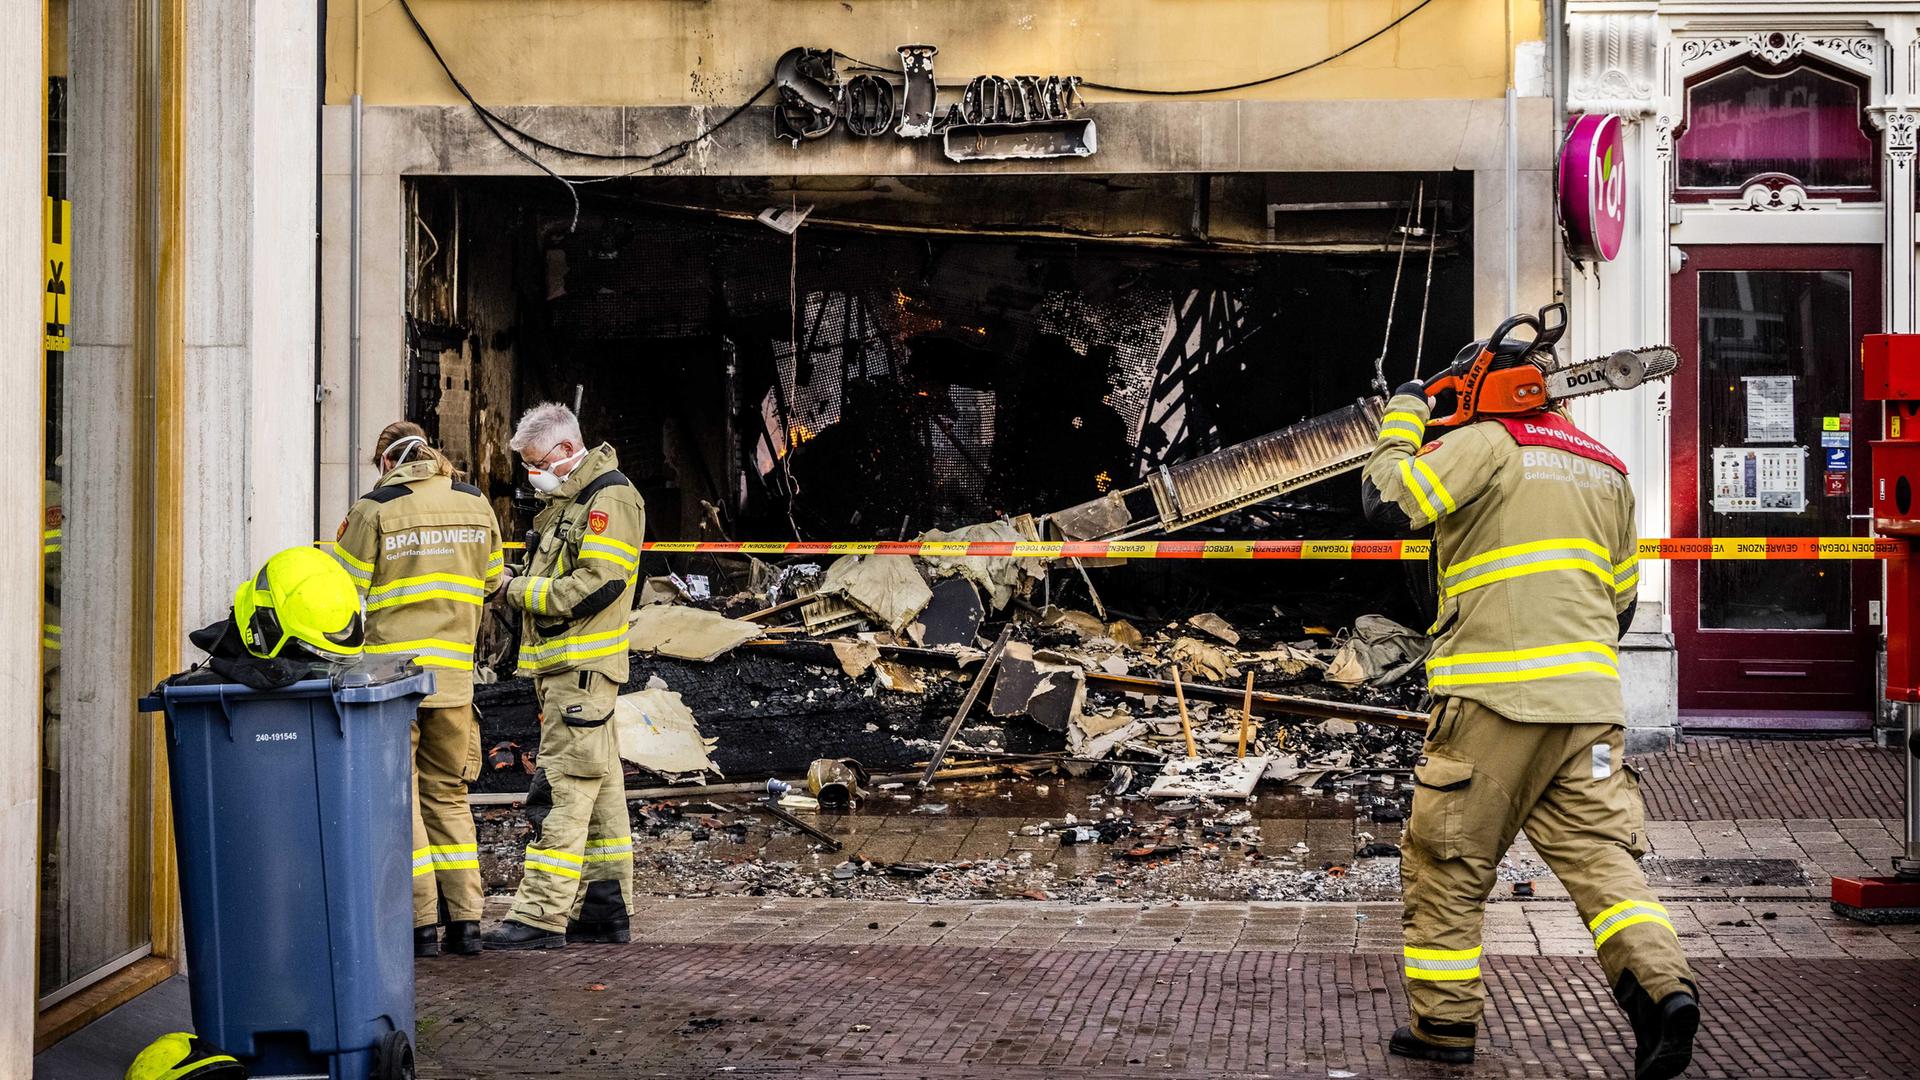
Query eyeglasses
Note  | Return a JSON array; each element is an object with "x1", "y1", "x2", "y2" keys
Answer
[{"x1": 523, "y1": 443, "x2": 573, "y2": 472}]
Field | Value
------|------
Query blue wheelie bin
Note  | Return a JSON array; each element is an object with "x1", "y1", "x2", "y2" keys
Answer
[{"x1": 141, "y1": 668, "x2": 433, "y2": 1080}]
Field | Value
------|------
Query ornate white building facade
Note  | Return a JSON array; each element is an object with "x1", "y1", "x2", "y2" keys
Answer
[{"x1": 1567, "y1": 2, "x2": 1920, "y2": 740}]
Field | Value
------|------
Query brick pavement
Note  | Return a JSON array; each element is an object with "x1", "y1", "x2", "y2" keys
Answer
[
  {"x1": 416, "y1": 942, "x2": 1920, "y2": 1078},
  {"x1": 423, "y1": 737, "x2": 1917, "y2": 1077},
  {"x1": 1631, "y1": 736, "x2": 1902, "y2": 820},
  {"x1": 513, "y1": 896, "x2": 1920, "y2": 961}
]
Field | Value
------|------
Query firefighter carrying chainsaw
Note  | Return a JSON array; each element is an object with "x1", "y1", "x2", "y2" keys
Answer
[{"x1": 1362, "y1": 303, "x2": 1699, "y2": 1080}]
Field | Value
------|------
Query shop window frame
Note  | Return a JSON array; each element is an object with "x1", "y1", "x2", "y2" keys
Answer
[{"x1": 1672, "y1": 52, "x2": 1880, "y2": 204}]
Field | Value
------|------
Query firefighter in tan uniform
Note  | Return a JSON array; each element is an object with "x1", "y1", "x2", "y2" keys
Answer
[
  {"x1": 334, "y1": 422, "x2": 504, "y2": 958},
  {"x1": 1363, "y1": 354, "x2": 1699, "y2": 1079},
  {"x1": 485, "y1": 403, "x2": 642, "y2": 950}
]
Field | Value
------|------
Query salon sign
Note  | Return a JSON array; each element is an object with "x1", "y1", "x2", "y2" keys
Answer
[{"x1": 1559, "y1": 113, "x2": 1626, "y2": 262}]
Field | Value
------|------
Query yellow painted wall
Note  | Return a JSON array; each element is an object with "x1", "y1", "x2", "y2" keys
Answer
[{"x1": 328, "y1": 0, "x2": 1541, "y2": 107}]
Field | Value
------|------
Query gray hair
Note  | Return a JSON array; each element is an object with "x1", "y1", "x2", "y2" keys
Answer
[{"x1": 510, "y1": 402, "x2": 584, "y2": 455}]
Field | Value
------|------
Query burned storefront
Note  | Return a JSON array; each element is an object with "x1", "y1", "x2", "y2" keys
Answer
[
  {"x1": 401, "y1": 168, "x2": 1475, "y2": 784},
  {"x1": 408, "y1": 172, "x2": 1478, "y2": 550},
  {"x1": 309, "y1": 3, "x2": 1563, "y2": 909}
]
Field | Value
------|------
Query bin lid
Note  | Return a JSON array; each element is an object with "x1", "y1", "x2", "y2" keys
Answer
[{"x1": 139, "y1": 668, "x2": 436, "y2": 710}]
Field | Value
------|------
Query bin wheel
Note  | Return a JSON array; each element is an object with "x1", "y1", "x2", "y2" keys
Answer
[{"x1": 374, "y1": 1031, "x2": 415, "y2": 1080}]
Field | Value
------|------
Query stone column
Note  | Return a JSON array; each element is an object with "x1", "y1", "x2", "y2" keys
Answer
[
  {"x1": 180, "y1": 0, "x2": 319, "y2": 635},
  {"x1": 1870, "y1": 106, "x2": 1918, "y2": 334},
  {"x1": 1566, "y1": 5, "x2": 1676, "y2": 747}
]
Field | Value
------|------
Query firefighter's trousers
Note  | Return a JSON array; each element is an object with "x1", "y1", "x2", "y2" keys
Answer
[
  {"x1": 1400, "y1": 697, "x2": 1694, "y2": 1046},
  {"x1": 411, "y1": 703, "x2": 484, "y2": 927},
  {"x1": 507, "y1": 671, "x2": 634, "y2": 933}
]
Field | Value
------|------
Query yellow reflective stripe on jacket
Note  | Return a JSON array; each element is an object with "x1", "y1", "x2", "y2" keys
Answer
[
  {"x1": 1377, "y1": 410, "x2": 1426, "y2": 446},
  {"x1": 584, "y1": 835, "x2": 634, "y2": 862},
  {"x1": 1398, "y1": 459, "x2": 1438, "y2": 522},
  {"x1": 365, "y1": 572, "x2": 488, "y2": 612},
  {"x1": 517, "y1": 626, "x2": 630, "y2": 673},
  {"x1": 1441, "y1": 538, "x2": 1615, "y2": 599},
  {"x1": 1398, "y1": 457, "x2": 1456, "y2": 523},
  {"x1": 364, "y1": 638, "x2": 476, "y2": 671},
  {"x1": 1589, "y1": 899, "x2": 1675, "y2": 947},
  {"x1": 1427, "y1": 640, "x2": 1619, "y2": 688},
  {"x1": 43, "y1": 624, "x2": 61, "y2": 651},
  {"x1": 524, "y1": 846, "x2": 584, "y2": 879},
  {"x1": 1613, "y1": 553, "x2": 1639, "y2": 594},
  {"x1": 331, "y1": 544, "x2": 374, "y2": 585},
  {"x1": 1402, "y1": 945, "x2": 1481, "y2": 981},
  {"x1": 43, "y1": 528, "x2": 60, "y2": 555},
  {"x1": 485, "y1": 549, "x2": 505, "y2": 582},
  {"x1": 411, "y1": 847, "x2": 433, "y2": 878},
  {"x1": 523, "y1": 576, "x2": 553, "y2": 616},
  {"x1": 579, "y1": 535, "x2": 639, "y2": 572},
  {"x1": 427, "y1": 842, "x2": 480, "y2": 872},
  {"x1": 1413, "y1": 458, "x2": 1456, "y2": 514}
]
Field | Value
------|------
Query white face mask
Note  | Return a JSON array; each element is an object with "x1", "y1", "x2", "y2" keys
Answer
[{"x1": 524, "y1": 445, "x2": 586, "y2": 495}]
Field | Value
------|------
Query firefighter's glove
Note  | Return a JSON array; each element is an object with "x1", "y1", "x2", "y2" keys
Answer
[
  {"x1": 1393, "y1": 380, "x2": 1430, "y2": 403},
  {"x1": 490, "y1": 564, "x2": 517, "y2": 598}
]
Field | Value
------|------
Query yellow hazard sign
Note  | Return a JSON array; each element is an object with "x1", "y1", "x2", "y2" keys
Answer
[{"x1": 45, "y1": 197, "x2": 70, "y2": 353}]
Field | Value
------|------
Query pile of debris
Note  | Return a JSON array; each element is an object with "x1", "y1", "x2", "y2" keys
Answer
[
  {"x1": 472, "y1": 772, "x2": 1421, "y2": 904},
  {"x1": 472, "y1": 515, "x2": 1433, "y2": 808}
]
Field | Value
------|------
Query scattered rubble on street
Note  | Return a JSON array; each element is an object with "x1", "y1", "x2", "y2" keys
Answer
[{"x1": 472, "y1": 516, "x2": 1441, "y2": 908}]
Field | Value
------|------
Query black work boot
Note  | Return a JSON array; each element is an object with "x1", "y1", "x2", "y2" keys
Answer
[
  {"x1": 1388, "y1": 1018, "x2": 1476, "y2": 1065},
  {"x1": 1614, "y1": 972, "x2": 1699, "y2": 1080},
  {"x1": 443, "y1": 920, "x2": 483, "y2": 956},
  {"x1": 482, "y1": 920, "x2": 565, "y2": 950},
  {"x1": 413, "y1": 925, "x2": 441, "y2": 958},
  {"x1": 567, "y1": 880, "x2": 632, "y2": 944}
]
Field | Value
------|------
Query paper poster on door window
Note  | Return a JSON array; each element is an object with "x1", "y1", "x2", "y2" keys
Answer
[
  {"x1": 1712, "y1": 446, "x2": 1807, "y2": 514},
  {"x1": 1743, "y1": 375, "x2": 1796, "y2": 442}
]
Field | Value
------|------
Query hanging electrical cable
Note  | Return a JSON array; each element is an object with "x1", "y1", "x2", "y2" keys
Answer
[
  {"x1": 396, "y1": 0, "x2": 772, "y2": 228},
  {"x1": 1372, "y1": 186, "x2": 1417, "y2": 395},
  {"x1": 1080, "y1": 0, "x2": 1440, "y2": 96},
  {"x1": 1411, "y1": 199, "x2": 1441, "y2": 380}
]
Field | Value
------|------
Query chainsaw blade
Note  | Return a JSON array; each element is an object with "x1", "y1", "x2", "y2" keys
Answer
[{"x1": 1543, "y1": 346, "x2": 1679, "y2": 402}]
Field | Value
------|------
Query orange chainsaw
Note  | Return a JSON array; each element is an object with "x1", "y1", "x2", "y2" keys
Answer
[{"x1": 1421, "y1": 302, "x2": 1678, "y2": 429}]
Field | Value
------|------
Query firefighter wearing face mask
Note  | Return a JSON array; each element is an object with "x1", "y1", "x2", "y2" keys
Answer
[
  {"x1": 484, "y1": 402, "x2": 643, "y2": 951},
  {"x1": 1361, "y1": 340, "x2": 1698, "y2": 1080},
  {"x1": 334, "y1": 422, "x2": 503, "y2": 958}
]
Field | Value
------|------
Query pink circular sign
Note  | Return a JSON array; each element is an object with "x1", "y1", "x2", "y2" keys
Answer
[{"x1": 1559, "y1": 113, "x2": 1626, "y2": 262}]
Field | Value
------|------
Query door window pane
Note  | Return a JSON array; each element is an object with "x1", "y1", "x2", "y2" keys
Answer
[
  {"x1": 1696, "y1": 270, "x2": 1852, "y2": 630},
  {"x1": 1678, "y1": 63, "x2": 1875, "y2": 190},
  {"x1": 40, "y1": 0, "x2": 154, "y2": 1002}
]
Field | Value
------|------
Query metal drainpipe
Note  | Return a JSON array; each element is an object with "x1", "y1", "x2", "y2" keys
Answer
[
  {"x1": 349, "y1": 92, "x2": 362, "y2": 499},
  {"x1": 1500, "y1": 0, "x2": 1519, "y2": 316},
  {"x1": 347, "y1": 0, "x2": 366, "y2": 500},
  {"x1": 313, "y1": 0, "x2": 329, "y2": 535},
  {"x1": 1549, "y1": 0, "x2": 1568, "y2": 303}
]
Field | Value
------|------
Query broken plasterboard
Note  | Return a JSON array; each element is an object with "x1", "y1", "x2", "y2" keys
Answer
[
  {"x1": 828, "y1": 640, "x2": 881, "y2": 678},
  {"x1": 908, "y1": 576, "x2": 984, "y2": 648},
  {"x1": 1145, "y1": 755, "x2": 1272, "y2": 800},
  {"x1": 916, "y1": 520, "x2": 1047, "y2": 611},
  {"x1": 1068, "y1": 716, "x2": 1147, "y2": 759},
  {"x1": 628, "y1": 605, "x2": 764, "y2": 662},
  {"x1": 1169, "y1": 637, "x2": 1234, "y2": 681},
  {"x1": 988, "y1": 641, "x2": 1087, "y2": 733},
  {"x1": 816, "y1": 553, "x2": 932, "y2": 633},
  {"x1": 614, "y1": 687, "x2": 721, "y2": 782},
  {"x1": 1187, "y1": 613, "x2": 1241, "y2": 646}
]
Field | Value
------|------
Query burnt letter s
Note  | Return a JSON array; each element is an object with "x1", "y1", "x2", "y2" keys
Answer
[{"x1": 774, "y1": 47, "x2": 840, "y2": 145}]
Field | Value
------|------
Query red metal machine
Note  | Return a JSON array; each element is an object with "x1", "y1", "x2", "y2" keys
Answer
[{"x1": 1834, "y1": 334, "x2": 1920, "y2": 921}]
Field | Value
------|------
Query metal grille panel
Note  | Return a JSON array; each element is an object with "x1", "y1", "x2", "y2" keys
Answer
[{"x1": 1147, "y1": 397, "x2": 1386, "y2": 530}]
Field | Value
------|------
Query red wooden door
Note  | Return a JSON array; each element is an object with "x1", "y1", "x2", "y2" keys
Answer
[{"x1": 1670, "y1": 244, "x2": 1879, "y2": 727}]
